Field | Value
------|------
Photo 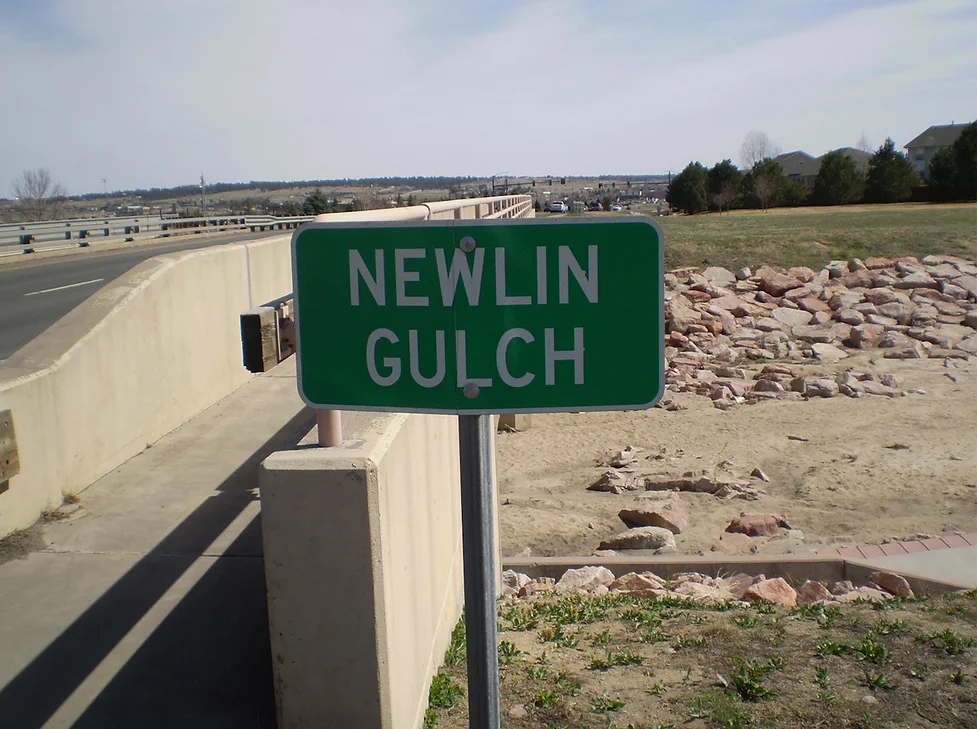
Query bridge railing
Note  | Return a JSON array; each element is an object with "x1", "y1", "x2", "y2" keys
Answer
[
  {"x1": 0, "y1": 193, "x2": 535, "y2": 256},
  {"x1": 0, "y1": 213, "x2": 315, "y2": 255}
]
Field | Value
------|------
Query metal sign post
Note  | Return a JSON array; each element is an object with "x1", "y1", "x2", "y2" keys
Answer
[
  {"x1": 458, "y1": 414, "x2": 500, "y2": 729},
  {"x1": 290, "y1": 217, "x2": 664, "y2": 729}
]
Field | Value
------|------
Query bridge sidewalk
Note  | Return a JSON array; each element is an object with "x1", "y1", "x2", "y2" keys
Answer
[{"x1": 0, "y1": 358, "x2": 340, "y2": 729}]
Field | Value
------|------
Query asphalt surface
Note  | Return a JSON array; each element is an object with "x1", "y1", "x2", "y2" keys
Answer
[{"x1": 0, "y1": 231, "x2": 277, "y2": 361}]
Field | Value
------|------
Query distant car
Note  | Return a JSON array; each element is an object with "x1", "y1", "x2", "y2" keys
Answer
[
  {"x1": 546, "y1": 201, "x2": 568, "y2": 213},
  {"x1": 610, "y1": 204, "x2": 623, "y2": 212}
]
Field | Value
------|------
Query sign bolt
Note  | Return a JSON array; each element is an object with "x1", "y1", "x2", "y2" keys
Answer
[
  {"x1": 459, "y1": 236, "x2": 476, "y2": 253},
  {"x1": 463, "y1": 382, "x2": 480, "y2": 399}
]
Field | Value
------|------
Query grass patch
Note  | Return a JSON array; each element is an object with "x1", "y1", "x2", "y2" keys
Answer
[
  {"x1": 426, "y1": 589, "x2": 977, "y2": 728},
  {"x1": 637, "y1": 202, "x2": 977, "y2": 271}
]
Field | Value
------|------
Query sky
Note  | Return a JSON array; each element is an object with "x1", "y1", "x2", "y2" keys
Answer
[{"x1": 1, "y1": 0, "x2": 975, "y2": 194}]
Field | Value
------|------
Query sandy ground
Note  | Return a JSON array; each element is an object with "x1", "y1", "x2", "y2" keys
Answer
[{"x1": 496, "y1": 353, "x2": 977, "y2": 558}]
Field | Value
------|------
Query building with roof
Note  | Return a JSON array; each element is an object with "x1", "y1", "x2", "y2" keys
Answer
[
  {"x1": 905, "y1": 124, "x2": 968, "y2": 181},
  {"x1": 773, "y1": 148, "x2": 873, "y2": 191}
]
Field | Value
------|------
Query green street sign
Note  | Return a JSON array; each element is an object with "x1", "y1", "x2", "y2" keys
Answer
[{"x1": 291, "y1": 218, "x2": 664, "y2": 414}]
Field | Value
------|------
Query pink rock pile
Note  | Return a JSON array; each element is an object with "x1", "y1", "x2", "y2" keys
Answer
[
  {"x1": 502, "y1": 566, "x2": 918, "y2": 607},
  {"x1": 663, "y1": 256, "x2": 976, "y2": 407}
]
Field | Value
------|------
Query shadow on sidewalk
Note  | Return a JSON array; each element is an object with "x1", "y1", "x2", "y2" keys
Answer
[{"x1": 0, "y1": 407, "x2": 314, "y2": 729}]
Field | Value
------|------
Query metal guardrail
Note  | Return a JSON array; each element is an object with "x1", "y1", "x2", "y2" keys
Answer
[{"x1": 0, "y1": 214, "x2": 314, "y2": 256}]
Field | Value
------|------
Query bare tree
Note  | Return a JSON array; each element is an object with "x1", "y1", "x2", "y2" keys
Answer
[
  {"x1": 12, "y1": 168, "x2": 66, "y2": 221},
  {"x1": 740, "y1": 131, "x2": 782, "y2": 169},
  {"x1": 711, "y1": 180, "x2": 738, "y2": 213},
  {"x1": 856, "y1": 132, "x2": 872, "y2": 152},
  {"x1": 754, "y1": 171, "x2": 777, "y2": 211}
]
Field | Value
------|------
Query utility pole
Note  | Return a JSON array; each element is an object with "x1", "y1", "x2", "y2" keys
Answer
[
  {"x1": 200, "y1": 173, "x2": 206, "y2": 217},
  {"x1": 101, "y1": 178, "x2": 107, "y2": 211}
]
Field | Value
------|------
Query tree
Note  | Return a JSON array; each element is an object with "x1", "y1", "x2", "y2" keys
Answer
[
  {"x1": 812, "y1": 151, "x2": 865, "y2": 205},
  {"x1": 950, "y1": 121, "x2": 977, "y2": 201},
  {"x1": 12, "y1": 168, "x2": 66, "y2": 221},
  {"x1": 928, "y1": 147, "x2": 957, "y2": 201},
  {"x1": 740, "y1": 131, "x2": 782, "y2": 169},
  {"x1": 302, "y1": 188, "x2": 330, "y2": 215},
  {"x1": 865, "y1": 138, "x2": 919, "y2": 203},
  {"x1": 707, "y1": 159, "x2": 741, "y2": 213},
  {"x1": 740, "y1": 158, "x2": 806, "y2": 210},
  {"x1": 856, "y1": 133, "x2": 872, "y2": 153},
  {"x1": 666, "y1": 162, "x2": 709, "y2": 214}
]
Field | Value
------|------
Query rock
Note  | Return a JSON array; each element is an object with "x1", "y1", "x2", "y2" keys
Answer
[
  {"x1": 754, "y1": 379, "x2": 786, "y2": 393},
  {"x1": 792, "y1": 325, "x2": 836, "y2": 344},
  {"x1": 879, "y1": 374, "x2": 901, "y2": 388},
  {"x1": 743, "y1": 578, "x2": 797, "y2": 607},
  {"x1": 831, "y1": 580, "x2": 855, "y2": 595},
  {"x1": 825, "y1": 261, "x2": 849, "y2": 278},
  {"x1": 667, "y1": 297, "x2": 701, "y2": 334},
  {"x1": 756, "y1": 317, "x2": 787, "y2": 332},
  {"x1": 841, "y1": 270, "x2": 874, "y2": 290},
  {"x1": 726, "y1": 513, "x2": 790, "y2": 537},
  {"x1": 751, "y1": 467, "x2": 770, "y2": 482},
  {"x1": 598, "y1": 526, "x2": 677, "y2": 552},
  {"x1": 805, "y1": 378, "x2": 840, "y2": 398},
  {"x1": 710, "y1": 532, "x2": 762, "y2": 555},
  {"x1": 811, "y1": 343, "x2": 848, "y2": 363},
  {"x1": 711, "y1": 295, "x2": 767, "y2": 318},
  {"x1": 608, "y1": 571, "x2": 665, "y2": 594},
  {"x1": 555, "y1": 566, "x2": 616, "y2": 592},
  {"x1": 588, "y1": 470, "x2": 643, "y2": 494},
  {"x1": 835, "y1": 587, "x2": 890, "y2": 602},
  {"x1": 760, "y1": 270, "x2": 804, "y2": 296},
  {"x1": 797, "y1": 580, "x2": 833, "y2": 605},
  {"x1": 797, "y1": 295, "x2": 831, "y2": 314},
  {"x1": 879, "y1": 331, "x2": 911, "y2": 348},
  {"x1": 771, "y1": 307, "x2": 813, "y2": 328},
  {"x1": 850, "y1": 324, "x2": 885, "y2": 349},
  {"x1": 862, "y1": 381, "x2": 900, "y2": 397},
  {"x1": 508, "y1": 705, "x2": 529, "y2": 719},
  {"x1": 869, "y1": 571, "x2": 915, "y2": 598},
  {"x1": 828, "y1": 290, "x2": 863, "y2": 311},
  {"x1": 619, "y1": 494, "x2": 689, "y2": 534},
  {"x1": 878, "y1": 302, "x2": 915, "y2": 325},
  {"x1": 835, "y1": 308, "x2": 865, "y2": 326},
  {"x1": 789, "y1": 266, "x2": 817, "y2": 282},
  {"x1": 503, "y1": 570, "x2": 531, "y2": 593},
  {"x1": 894, "y1": 272, "x2": 939, "y2": 290},
  {"x1": 848, "y1": 258, "x2": 867, "y2": 272},
  {"x1": 863, "y1": 288, "x2": 905, "y2": 305},
  {"x1": 864, "y1": 257, "x2": 893, "y2": 270},
  {"x1": 836, "y1": 371, "x2": 865, "y2": 397},
  {"x1": 703, "y1": 266, "x2": 736, "y2": 286},
  {"x1": 607, "y1": 445, "x2": 642, "y2": 467},
  {"x1": 719, "y1": 573, "x2": 757, "y2": 600},
  {"x1": 735, "y1": 267, "x2": 752, "y2": 281}
]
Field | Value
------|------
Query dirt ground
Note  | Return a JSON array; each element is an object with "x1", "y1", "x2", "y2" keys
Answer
[{"x1": 496, "y1": 353, "x2": 977, "y2": 558}]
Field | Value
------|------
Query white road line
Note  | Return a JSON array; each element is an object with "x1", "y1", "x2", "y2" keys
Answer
[{"x1": 23, "y1": 278, "x2": 105, "y2": 297}]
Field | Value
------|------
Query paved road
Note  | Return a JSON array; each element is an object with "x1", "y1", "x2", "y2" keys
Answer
[{"x1": 0, "y1": 232, "x2": 277, "y2": 361}]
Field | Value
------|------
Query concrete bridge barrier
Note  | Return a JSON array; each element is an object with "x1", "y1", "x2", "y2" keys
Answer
[{"x1": 0, "y1": 234, "x2": 293, "y2": 537}]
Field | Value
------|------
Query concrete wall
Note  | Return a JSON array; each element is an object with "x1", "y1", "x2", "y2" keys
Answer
[
  {"x1": 0, "y1": 235, "x2": 292, "y2": 537},
  {"x1": 259, "y1": 412, "x2": 466, "y2": 729}
]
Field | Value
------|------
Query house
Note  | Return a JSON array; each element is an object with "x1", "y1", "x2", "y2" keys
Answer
[
  {"x1": 773, "y1": 151, "x2": 819, "y2": 189},
  {"x1": 773, "y1": 148, "x2": 872, "y2": 191},
  {"x1": 905, "y1": 124, "x2": 968, "y2": 181},
  {"x1": 830, "y1": 147, "x2": 872, "y2": 175}
]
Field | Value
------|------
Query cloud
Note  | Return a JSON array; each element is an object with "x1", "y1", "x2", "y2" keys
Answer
[{"x1": 0, "y1": 0, "x2": 974, "y2": 192}]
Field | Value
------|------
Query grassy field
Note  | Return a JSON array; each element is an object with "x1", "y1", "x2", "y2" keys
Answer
[
  {"x1": 426, "y1": 589, "x2": 977, "y2": 729},
  {"x1": 631, "y1": 203, "x2": 977, "y2": 272}
]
